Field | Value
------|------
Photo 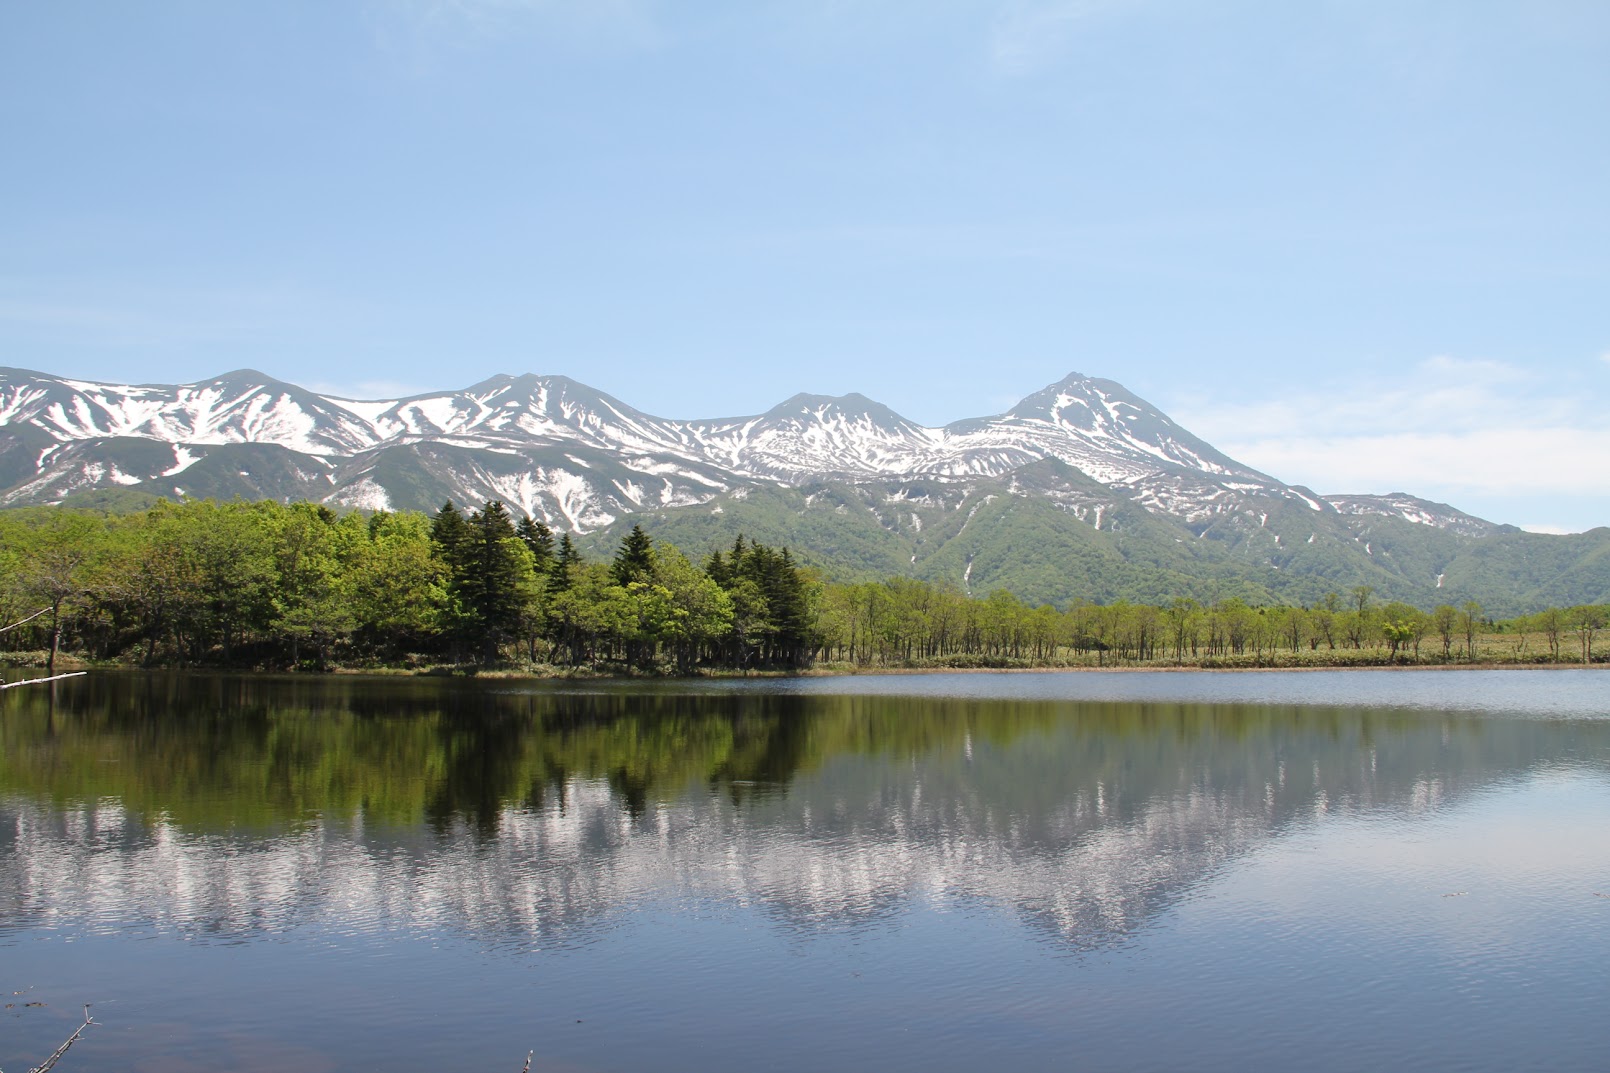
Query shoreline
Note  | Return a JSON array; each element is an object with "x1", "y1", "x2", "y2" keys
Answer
[
  {"x1": 4, "y1": 658, "x2": 1605, "y2": 683},
  {"x1": 797, "y1": 660, "x2": 1610, "y2": 676}
]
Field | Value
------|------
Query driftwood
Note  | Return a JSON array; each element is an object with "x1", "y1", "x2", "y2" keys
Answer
[
  {"x1": 0, "y1": 1006, "x2": 529, "y2": 1071},
  {"x1": 0, "y1": 608, "x2": 50, "y2": 635},
  {"x1": 0, "y1": 1005, "x2": 97, "y2": 1073},
  {"x1": 0, "y1": 672, "x2": 87, "y2": 691}
]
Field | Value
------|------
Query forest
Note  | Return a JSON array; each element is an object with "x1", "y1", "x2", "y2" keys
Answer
[{"x1": 1, "y1": 498, "x2": 1605, "y2": 674}]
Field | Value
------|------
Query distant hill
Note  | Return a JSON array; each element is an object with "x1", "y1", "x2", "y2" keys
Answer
[{"x1": 3, "y1": 366, "x2": 1604, "y2": 614}]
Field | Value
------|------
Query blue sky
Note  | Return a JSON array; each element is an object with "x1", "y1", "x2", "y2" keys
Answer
[{"x1": 3, "y1": 1, "x2": 1607, "y2": 531}]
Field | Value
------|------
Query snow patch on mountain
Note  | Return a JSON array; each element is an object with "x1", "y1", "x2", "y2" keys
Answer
[
  {"x1": 333, "y1": 477, "x2": 392, "y2": 512},
  {"x1": 1324, "y1": 494, "x2": 1507, "y2": 537},
  {"x1": 0, "y1": 367, "x2": 1508, "y2": 536},
  {"x1": 163, "y1": 446, "x2": 201, "y2": 476}
]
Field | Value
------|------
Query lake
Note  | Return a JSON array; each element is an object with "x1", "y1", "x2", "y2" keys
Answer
[{"x1": 3, "y1": 669, "x2": 1608, "y2": 1072}]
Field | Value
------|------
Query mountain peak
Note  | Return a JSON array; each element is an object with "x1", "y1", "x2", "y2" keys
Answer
[
  {"x1": 771, "y1": 390, "x2": 866, "y2": 409},
  {"x1": 0, "y1": 365, "x2": 1539, "y2": 549},
  {"x1": 765, "y1": 391, "x2": 912, "y2": 424},
  {"x1": 206, "y1": 368, "x2": 279, "y2": 386}
]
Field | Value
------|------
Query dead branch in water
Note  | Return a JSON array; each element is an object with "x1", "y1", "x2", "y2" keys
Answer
[
  {"x1": 0, "y1": 608, "x2": 50, "y2": 635},
  {"x1": 2, "y1": 1004, "x2": 98, "y2": 1073},
  {"x1": 0, "y1": 672, "x2": 87, "y2": 691}
]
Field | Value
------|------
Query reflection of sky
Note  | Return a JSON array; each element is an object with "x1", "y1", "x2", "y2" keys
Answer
[
  {"x1": 6, "y1": 767, "x2": 1608, "y2": 1072},
  {"x1": 1145, "y1": 768, "x2": 1610, "y2": 1072},
  {"x1": 530, "y1": 667, "x2": 1610, "y2": 720},
  {"x1": 5, "y1": 708, "x2": 1604, "y2": 958},
  {"x1": 5, "y1": 684, "x2": 1610, "y2": 1072}
]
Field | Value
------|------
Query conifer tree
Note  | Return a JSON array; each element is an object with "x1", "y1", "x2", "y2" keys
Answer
[
  {"x1": 516, "y1": 515, "x2": 555, "y2": 575},
  {"x1": 550, "y1": 533, "x2": 581, "y2": 593},
  {"x1": 430, "y1": 501, "x2": 470, "y2": 569},
  {"x1": 703, "y1": 549, "x2": 730, "y2": 587},
  {"x1": 452, "y1": 501, "x2": 534, "y2": 663},
  {"x1": 611, "y1": 524, "x2": 655, "y2": 586}
]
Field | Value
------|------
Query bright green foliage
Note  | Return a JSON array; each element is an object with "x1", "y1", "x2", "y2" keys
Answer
[
  {"x1": 446, "y1": 501, "x2": 543, "y2": 663},
  {"x1": 706, "y1": 537, "x2": 817, "y2": 669},
  {"x1": 1379, "y1": 602, "x2": 1428, "y2": 658},
  {"x1": 581, "y1": 471, "x2": 1610, "y2": 617},
  {"x1": 1, "y1": 500, "x2": 1605, "y2": 674},
  {"x1": 349, "y1": 511, "x2": 447, "y2": 656},
  {"x1": 271, "y1": 503, "x2": 360, "y2": 668},
  {"x1": 644, "y1": 544, "x2": 733, "y2": 674}
]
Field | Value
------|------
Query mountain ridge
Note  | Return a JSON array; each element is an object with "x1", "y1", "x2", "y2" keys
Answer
[{"x1": 2, "y1": 365, "x2": 1603, "y2": 614}]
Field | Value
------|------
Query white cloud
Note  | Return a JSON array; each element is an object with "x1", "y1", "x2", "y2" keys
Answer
[
  {"x1": 1214, "y1": 426, "x2": 1610, "y2": 498},
  {"x1": 1172, "y1": 356, "x2": 1610, "y2": 499}
]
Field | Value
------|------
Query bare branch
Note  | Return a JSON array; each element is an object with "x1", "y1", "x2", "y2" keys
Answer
[
  {"x1": 0, "y1": 672, "x2": 87, "y2": 691},
  {"x1": 0, "y1": 608, "x2": 51, "y2": 635},
  {"x1": 26, "y1": 1005, "x2": 97, "y2": 1073}
]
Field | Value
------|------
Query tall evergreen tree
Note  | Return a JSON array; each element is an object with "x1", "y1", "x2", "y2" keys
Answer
[
  {"x1": 550, "y1": 533, "x2": 581, "y2": 593},
  {"x1": 516, "y1": 515, "x2": 555, "y2": 575},
  {"x1": 430, "y1": 501, "x2": 470, "y2": 569},
  {"x1": 611, "y1": 524, "x2": 656, "y2": 586},
  {"x1": 452, "y1": 501, "x2": 534, "y2": 663},
  {"x1": 769, "y1": 547, "x2": 814, "y2": 666},
  {"x1": 703, "y1": 549, "x2": 730, "y2": 588}
]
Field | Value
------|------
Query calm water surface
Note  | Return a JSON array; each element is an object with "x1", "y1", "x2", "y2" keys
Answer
[{"x1": 2, "y1": 669, "x2": 1608, "y2": 1072}]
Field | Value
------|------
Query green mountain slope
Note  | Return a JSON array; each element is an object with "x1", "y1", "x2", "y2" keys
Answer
[{"x1": 582, "y1": 464, "x2": 1610, "y2": 615}]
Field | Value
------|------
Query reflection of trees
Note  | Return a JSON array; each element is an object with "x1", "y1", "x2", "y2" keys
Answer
[{"x1": 2, "y1": 674, "x2": 1606, "y2": 950}]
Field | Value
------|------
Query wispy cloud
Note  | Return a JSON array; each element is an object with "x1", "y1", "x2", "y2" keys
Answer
[
  {"x1": 0, "y1": 287, "x2": 302, "y2": 349},
  {"x1": 989, "y1": 0, "x2": 1125, "y2": 74},
  {"x1": 376, "y1": 0, "x2": 661, "y2": 54},
  {"x1": 1172, "y1": 356, "x2": 1610, "y2": 500}
]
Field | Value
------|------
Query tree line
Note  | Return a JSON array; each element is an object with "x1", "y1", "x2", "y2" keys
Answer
[
  {"x1": 817, "y1": 581, "x2": 1604, "y2": 666},
  {"x1": 1, "y1": 499, "x2": 1604, "y2": 673},
  {"x1": 0, "y1": 498, "x2": 815, "y2": 674}
]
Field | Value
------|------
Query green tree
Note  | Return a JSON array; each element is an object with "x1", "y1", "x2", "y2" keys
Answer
[
  {"x1": 1534, "y1": 606, "x2": 1566, "y2": 662},
  {"x1": 648, "y1": 544, "x2": 734, "y2": 674},
  {"x1": 516, "y1": 515, "x2": 555, "y2": 575},
  {"x1": 449, "y1": 501, "x2": 541, "y2": 663},
  {"x1": 349, "y1": 511, "x2": 448, "y2": 659},
  {"x1": 1571, "y1": 605, "x2": 1606, "y2": 664},
  {"x1": 1380, "y1": 602, "x2": 1427, "y2": 660},
  {"x1": 12, "y1": 510, "x2": 106, "y2": 672},
  {"x1": 1431, "y1": 605, "x2": 1459, "y2": 661},
  {"x1": 611, "y1": 524, "x2": 656, "y2": 587},
  {"x1": 550, "y1": 533, "x2": 582, "y2": 593},
  {"x1": 1460, "y1": 600, "x2": 1483, "y2": 659}
]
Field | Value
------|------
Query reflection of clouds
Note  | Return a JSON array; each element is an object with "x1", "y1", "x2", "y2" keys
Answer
[
  {"x1": 6, "y1": 716, "x2": 1584, "y2": 955},
  {"x1": 1199, "y1": 768, "x2": 1610, "y2": 970}
]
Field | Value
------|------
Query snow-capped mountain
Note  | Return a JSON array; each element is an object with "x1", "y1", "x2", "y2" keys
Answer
[
  {"x1": 0, "y1": 365, "x2": 1487, "y2": 539},
  {"x1": 0, "y1": 369, "x2": 384, "y2": 455},
  {"x1": 1323, "y1": 493, "x2": 1505, "y2": 538},
  {"x1": 936, "y1": 376, "x2": 1252, "y2": 484}
]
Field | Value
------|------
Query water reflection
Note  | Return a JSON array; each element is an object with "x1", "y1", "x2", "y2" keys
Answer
[{"x1": 5, "y1": 672, "x2": 1605, "y2": 957}]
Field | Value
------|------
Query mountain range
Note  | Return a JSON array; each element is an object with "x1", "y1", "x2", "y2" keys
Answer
[{"x1": 2, "y1": 366, "x2": 1605, "y2": 614}]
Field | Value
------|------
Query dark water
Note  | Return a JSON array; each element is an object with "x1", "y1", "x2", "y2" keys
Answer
[{"x1": 2, "y1": 669, "x2": 1608, "y2": 1072}]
